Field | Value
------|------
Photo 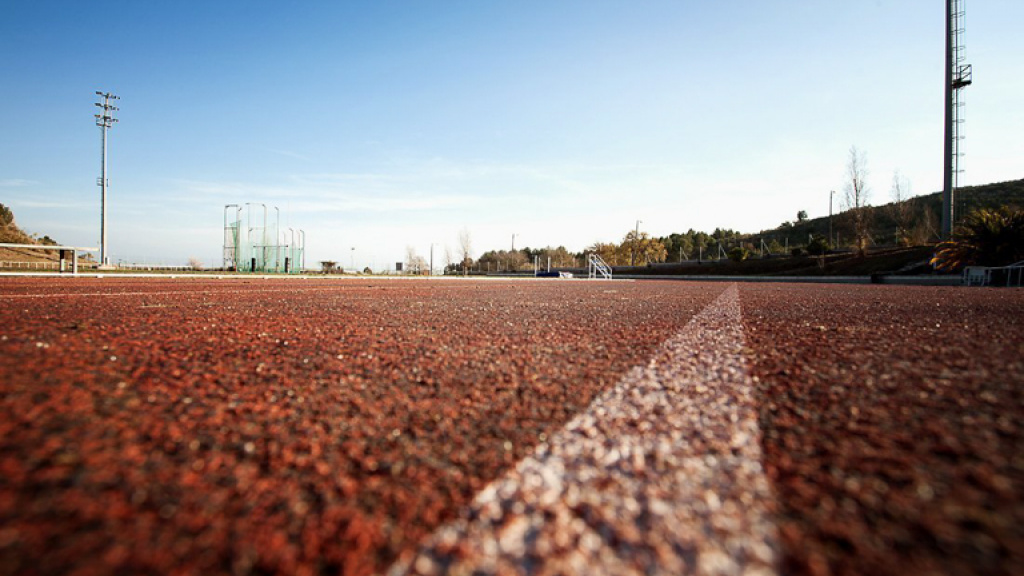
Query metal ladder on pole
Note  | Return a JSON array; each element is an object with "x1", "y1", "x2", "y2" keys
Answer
[{"x1": 587, "y1": 253, "x2": 612, "y2": 279}]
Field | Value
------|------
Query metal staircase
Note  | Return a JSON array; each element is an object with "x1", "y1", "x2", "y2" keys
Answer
[{"x1": 587, "y1": 253, "x2": 612, "y2": 279}]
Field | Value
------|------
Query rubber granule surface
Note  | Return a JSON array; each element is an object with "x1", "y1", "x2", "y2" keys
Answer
[
  {"x1": 0, "y1": 277, "x2": 716, "y2": 576},
  {"x1": 741, "y1": 284, "x2": 1024, "y2": 576}
]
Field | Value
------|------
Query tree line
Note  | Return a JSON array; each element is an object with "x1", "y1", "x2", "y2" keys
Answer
[{"x1": 442, "y1": 146, "x2": 1022, "y2": 273}]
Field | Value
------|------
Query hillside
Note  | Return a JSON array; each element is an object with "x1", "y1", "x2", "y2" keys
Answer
[
  {"x1": 0, "y1": 203, "x2": 85, "y2": 268},
  {"x1": 620, "y1": 246, "x2": 935, "y2": 277},
  {"x1": 750, "y1": 178, "x2": 1024, "y2": 249}
]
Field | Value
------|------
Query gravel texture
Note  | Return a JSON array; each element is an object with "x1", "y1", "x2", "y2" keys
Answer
[
  {"x1": 391, "y1": 284, "x2": 777, "y2": 576},
  {"x1": 3, "y1": 277, "x2": 1021, "y2": 576},
  {"x1": 0, "y1": 277, "x2": 716, "y2": 576},
  {"x1": 741, "y1": 284, "x2": 1024, "y2": 576}
]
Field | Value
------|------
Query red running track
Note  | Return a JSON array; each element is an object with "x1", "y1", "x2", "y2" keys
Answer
[
  {"x1": 1, "y1": 277, "x2": 1022, "y2": 575},
  {"x1": 741, "y1": 283, "x2": 1024, "y2": 576},
  {"x1": 0, "y1": 278, "x2": 717, "y2": 575}
]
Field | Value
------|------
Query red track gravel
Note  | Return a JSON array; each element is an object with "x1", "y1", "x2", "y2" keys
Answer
[
  {"x1": 741, "y1": 284, "x2": 1024, "y2": 576},
  {"x1": 3, "y1": 278, "x2": 1022, "y2": 575},
  {"x1": 0, "y1": 278, "x2": 717, "y2": 576}
]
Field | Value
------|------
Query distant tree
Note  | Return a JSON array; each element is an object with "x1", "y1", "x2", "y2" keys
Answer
[
  {"x1": 188, "y1": 257, "x2": 203, "y2": 270},
  {"x1": 843, "y1": 146, "x2": 872, "y2": 256},
  {"x1": 405, "y1": 246, "x2": 428, "y2": 274},
  {"x1": 621, "y1": 230, "x2": 667, "y2": 265},
  {"x1": 797, "y1": 210, "x2": 808, "y2": 222},
  {"x1": 727, "y1": 246, "x2": 749, "y2": 263},
  {"x1": 587, "y1": 242, "x2": 622, "y2": 266},
  {"x1": 478, "y1": 249, "x2": 528, "y2": 271},
  {"x1": 458, "y1": 228, "x2": 473, "y2": 275},
  {"x1": 540, "y1": 245, "x2": 575, "y2": 268},
  {"x1": 39, "y1": 235, "x2": 59, "y2": 246},
  {"x1": 711, "y1": 227, "x2": 741, "y2": 242},
  {"x1": 689, "y1": 230, "x2": 712, "y2": 257},
  {"x1": 807, "y1": 235, "x2": 831, "y2": 256},
  {"x1": 511, "y1": 249, "x2": 529, "y2": 270},
  {"x1": 931, "y1": 207, "x2": 1024, "y2": 271},
  {"x1": 910, "y1": 206, "x2": 940, "y2": 245},
  {"x1": 500, "y1": 246, "x2": 576, "y2": 270},
  {"x1": 888, "y1": 170, "x2": 915, "y2": 246},
  {"x1": 0, "y1": 203, "x2": 13, "y2": 227},
  {"x1": 660, "y1": 233, "x2": 695, "y2": 262}
]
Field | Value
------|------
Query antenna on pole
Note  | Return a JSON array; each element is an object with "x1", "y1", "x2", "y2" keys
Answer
[
  {"x1": 95, "y1": 91, "x2": 119, "y2": 266},
  {"x1": 942, "y1": 0, "x2": 972, "y2": 239}
]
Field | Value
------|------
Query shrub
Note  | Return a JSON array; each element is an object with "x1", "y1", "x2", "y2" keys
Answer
[
  {"x1": 727, "y1": 246, "x2": 749, "y2": 263},
  {"x1": 931, "y1": 207, "x2": 1024, "y2": 271},
  {"x1": 807, "y1": 236, "x2": 831, "y2": 256}
]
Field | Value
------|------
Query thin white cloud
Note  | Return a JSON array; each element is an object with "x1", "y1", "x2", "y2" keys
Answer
[
  {"x1": 10, "y1": 199, "x2": 89, "y2": 209},
  {"x1": 0, "y1": 179, "x2": 38, "y2": 187},
  {"x1": 269, "y1": 149, "x2": 312, "y2": 162},
  {"x1": 287, "y1": 194, "x2": 481, "y2": 213}
]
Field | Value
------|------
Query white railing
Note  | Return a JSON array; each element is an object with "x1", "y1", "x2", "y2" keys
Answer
[
  {"x1": 587, "y1": 253, "x2": 612, "y2": 279},
  {"x1": 0, "y1": 261, "x2": 61, "y2": 270},
  {"x1": 962, "y1": 260, "x2": 1024, "y2": 287},
  {"x1": 963, "y1": 266, "x2": 987, "y2": 286},
  {"x1": 993, "y1": 261, "x2": 1024, "y2": 287},
  {"x1": 119, "y1": 264, "x2": 192, "y2": 271}
]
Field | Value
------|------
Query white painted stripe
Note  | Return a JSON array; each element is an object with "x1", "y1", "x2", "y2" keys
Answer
[{"x1": 390, "y1": 284, "x2": 777, "y2": 576}]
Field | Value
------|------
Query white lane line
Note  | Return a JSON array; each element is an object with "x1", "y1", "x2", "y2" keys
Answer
[{"x1": 390, "y1": 284, "x2": 777, "y2": 576}]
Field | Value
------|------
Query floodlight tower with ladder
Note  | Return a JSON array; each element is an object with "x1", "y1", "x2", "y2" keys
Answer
[
  {"x1": 942, "y1": 0, "x2": 972, "y2": 238},
  {"x1": 95, "y1": 91, "x2": 119, "y2": 266}
]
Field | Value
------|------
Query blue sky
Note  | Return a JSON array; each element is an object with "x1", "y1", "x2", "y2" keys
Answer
[{"x1": 1, "y1": 1, "x2": 1022, "y2": 269}]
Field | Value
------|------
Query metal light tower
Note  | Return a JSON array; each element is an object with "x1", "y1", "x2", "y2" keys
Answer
[
  {"x1": 94, "y1": 91, "x2": 119, "y2": 266},
  {"x1": 942, "y1": 0, "x2": 972, "y2": 238}
]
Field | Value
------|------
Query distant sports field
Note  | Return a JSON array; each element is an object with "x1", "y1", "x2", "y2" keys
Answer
[{"x1": 1, "y1": 277, "x2": 1021, "y2": 575}]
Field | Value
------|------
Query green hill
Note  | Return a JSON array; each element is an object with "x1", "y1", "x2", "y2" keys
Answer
[
  {"x1": 750, "y1": 178, "x2": 1024, "y2": 250},
  {"x1": 0, "y1": 203, "x2": 70, "y2": 266}
]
